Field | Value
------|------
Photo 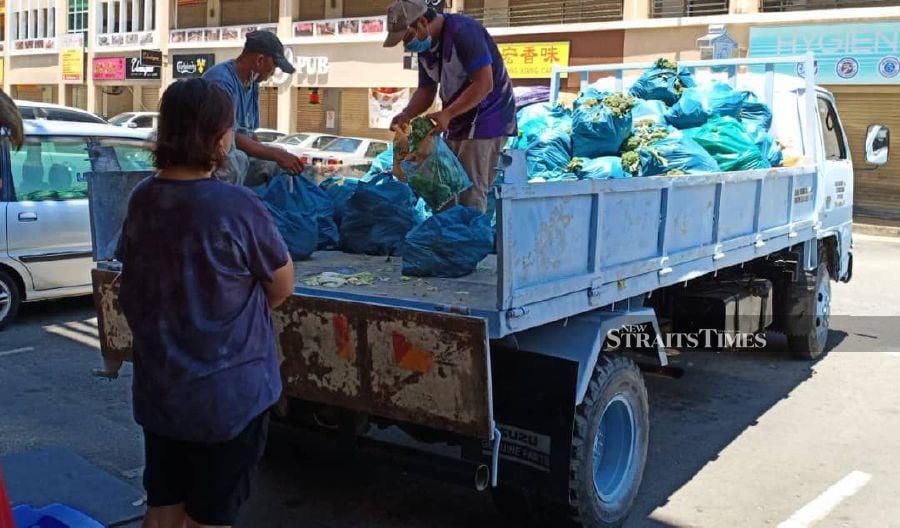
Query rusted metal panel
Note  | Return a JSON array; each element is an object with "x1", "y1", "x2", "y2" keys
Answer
[
  {"x1": 91, "y1": 275, "x2": 493, "y2": 439},
  {"x1": 91, "y1": 269, "x2": 133, "y2": 363},
  {"x1": 276, "y1": 295, "x2": 493, "y2": 439}
]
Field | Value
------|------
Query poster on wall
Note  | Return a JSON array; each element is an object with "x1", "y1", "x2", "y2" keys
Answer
[
  {"x1": 497, "y1": 42, "x2": 571, "y2": 79},
  {"x1": 93, "y1": 57, "x2": 126, "y2": 80},
  {"x1": 173, "y1": 54, "x2": 215, "y2": 78},
  {"x1": 62, "y1": 49, "x2": 85, "y2": 82},
  {"x1": 749, "y1": 22, "x2": 900, "y2": 84},
  {"x1": 368, "y1": 88, "x2": 410, "y2": 129}
]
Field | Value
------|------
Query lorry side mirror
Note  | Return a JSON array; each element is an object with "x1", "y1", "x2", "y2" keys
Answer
[{"x1": 865, "y1": 124, "x2": 889, "y2": 166}]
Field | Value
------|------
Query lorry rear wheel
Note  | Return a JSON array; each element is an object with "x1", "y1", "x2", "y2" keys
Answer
[
  {"x1": 786, "y1": 259, "x2": 832, "y2": 360},
  {"x1": 569, "y1": 354, "x2": 649, "y2": 528},
  {"x1": 0, "y1": 270, "x2": 22, "y2": 330}
]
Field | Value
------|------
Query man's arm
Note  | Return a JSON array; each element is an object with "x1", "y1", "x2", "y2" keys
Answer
[
  {"x1": 236, "y1": 134, "x2": 303, "y2": 174},
  {"x1": 263, "y1": 259, "x2": 295, "y2": 309},
  {"x1": 391, "y1": 84, "x2": 438, "y2": 130},
  {"x1": 428, "y1": 65, "x2": 493, "y2": 131}
]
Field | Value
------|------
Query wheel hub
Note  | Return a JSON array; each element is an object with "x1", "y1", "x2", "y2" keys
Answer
[
  {"x1": 815, "y1": 279, "x2": 831, "y2": 344},
  {"x1": 592, "y1": 394, "x2": 637, "y2": 504},
  {"x1": 0, "y1": 281, "x2": 11, "y2": 321}
]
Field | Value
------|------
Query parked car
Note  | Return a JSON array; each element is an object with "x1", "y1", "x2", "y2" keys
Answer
[
  {"x1": 16, "y1": 101, "x2": 107, "y2": 124},
  {"x1": 0, "y1": 120, "x2": 153, "y2": 328},
  {"x1": 271, "y1": 132, "x2": 340, "y2": 157},
  {"x1": 303, "y1": 136, "x2": 390, "y2": 166},
  {"x1": 109, "y1": 111, "x2": 158, "y2": 131},
  {"x1": 255, "y1": 128, "x2": 286, "y2": 143}
]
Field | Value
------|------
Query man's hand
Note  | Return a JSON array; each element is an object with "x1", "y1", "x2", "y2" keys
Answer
[
  {"x1": 274, "y1": 149, "x2": 303, "y2": 174},
  {"x1": 390, "y1": 111, "x2": 412, "y2": 132},
  {"x1": 426, "y1": 110, "x2": 452, "y2": 133}
]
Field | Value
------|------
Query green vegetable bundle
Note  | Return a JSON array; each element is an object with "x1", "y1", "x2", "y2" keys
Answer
[{"x1": 395, "y1": 117, "x2": 472, "y2": 210}]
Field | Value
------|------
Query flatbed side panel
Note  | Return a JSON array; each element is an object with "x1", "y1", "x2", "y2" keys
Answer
[
  {"x1": 92, "y1": 269, "x2": 133, "y2": 363},
  {"x1": 273, "y1": 295, "x2": 493, "y2": 439}
]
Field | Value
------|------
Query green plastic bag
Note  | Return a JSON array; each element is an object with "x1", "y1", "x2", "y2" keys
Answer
[
  {"x1": 691, "y1": 117, "x2": 771, "y2": 172},
  {"x1": 395, "y1": 118, "x2": 472, "y2": 210}
]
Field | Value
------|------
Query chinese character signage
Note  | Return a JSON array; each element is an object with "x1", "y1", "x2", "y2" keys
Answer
[
  {"x1": 126, "y1": 56, "x2": 161, "y2": 80},
  {"x1": 93, "y1": 57, "x2": 126, "y2": 80},
  {"x1": 497, "y1": 42, "x2": 571, "y2": 79},
  {"x1": 173, "y1": 54, "x2": 215, "y2": 78},
  {"x1": 369, "y1": 88, "x2": 410, "y2": 129},
  {"x1": 749, "y1": 22, "x2": 900, "y2": 84},
  {"x1": 62, "y1": 49, "x2": 85, "y2": 82}
]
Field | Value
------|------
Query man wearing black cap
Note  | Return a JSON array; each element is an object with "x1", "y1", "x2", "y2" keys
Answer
[{"x1": 203, "y1": 30, "x2": 303, "y2": 179}]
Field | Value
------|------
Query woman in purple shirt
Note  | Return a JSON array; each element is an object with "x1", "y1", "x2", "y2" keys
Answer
[{"x1": 115, "y1": 78, "x2": 295, "y2": 528}]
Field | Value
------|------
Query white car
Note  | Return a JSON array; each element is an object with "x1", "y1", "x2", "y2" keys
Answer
[
  {"x1": 16, "y1": 101, "x2": 107, "y2": 124},
  {"x1": 271, "y1": 132, "x2": 340, "y2": 157},
  {"x1": 304, "y1": 136, "x2": 390, "y2": 167},
  {"x1": 255, "y1": 128, "x2": 286, "y2": 143},
  {"x1": 0, "y1": 121, "x2": 153, "y2": 328},
  {"x1": 109, "y1": 111, "x2": 158, "y2": 131}
]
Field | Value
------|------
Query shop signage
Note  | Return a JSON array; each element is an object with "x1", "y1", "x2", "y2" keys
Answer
[
  {"x1": 170, "y1": 24, "x2": 277, "y2": 46},
  {"x1": 173, "y1": 54, "x2": 215, "y2": 78},
  {"x1": 294, "y1": 56, "x2": 330, "y2": 76},
  {"x1": 749, "y1": 22, "x2": 900, "y2": 84},
  {"x1": 60, "y1": 33, "x2": 84, "y2": 49},
  {"x1": 141, "y1": 49, "x2": 162, "y2": 67},
  {"x1": 96, "y1": 31, "x2": 155, "y2": 48},
  {"x1": 62, "y1": 49, "x2": 85, "y2": 82},
  {"x1": 369, "y1": 88, "x2": 410, "y2": 129},
  {"x1": 293, "y1": 16, "x2": 386, "y2": 39},
  {"x1": 497, "y1": 41, "x2": 571, "y2": 79},
  {"x1": 93, "y1": 57, "x2": 126, "y2": 80},
  {"x1": 126, "y1": 56, "x2": 161, "y2": 79}
]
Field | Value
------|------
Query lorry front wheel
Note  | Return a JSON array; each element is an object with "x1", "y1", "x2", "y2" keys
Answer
[
  {"x1": 786, "y1": 259, "x2": 832, "y2": 360},
  {"x1": 569, "y1": 354, "x2": 649, "y2": 528},
  {"x1": 0, "y1": 270, "x2": 22, "y2": 330}
]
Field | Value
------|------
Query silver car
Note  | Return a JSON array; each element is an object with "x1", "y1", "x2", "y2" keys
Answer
[{"x1": 0, "y1": 120, "x2": 153, "y2": 328}]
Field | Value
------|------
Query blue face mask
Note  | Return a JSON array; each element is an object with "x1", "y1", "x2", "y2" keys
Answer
[{"x1": 404, "y1": 34, "x2": 432, "y2": 53}]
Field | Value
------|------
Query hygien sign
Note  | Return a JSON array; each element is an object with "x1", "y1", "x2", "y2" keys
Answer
[
  {"x1": 498, "y1": 41, "x2": 571, "y2": 79},
  {"x1": 749, "y1": 22, "x2": 900, "y2": 84}
]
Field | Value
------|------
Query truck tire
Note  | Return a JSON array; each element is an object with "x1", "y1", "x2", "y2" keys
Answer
[
  {"x1": 569, "y1": 354, "x2": 649, "y2": 528},
  {"x1": 0, "y1": 269, "x2": 22, "y2": 330},
  {"x1": 785, "y1": 259, "x2": 832, "y2": 360}
]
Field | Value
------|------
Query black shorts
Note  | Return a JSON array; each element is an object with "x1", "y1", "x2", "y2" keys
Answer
[{"x1": 143, "y1": 412, "x2": 270, "y2": 526}]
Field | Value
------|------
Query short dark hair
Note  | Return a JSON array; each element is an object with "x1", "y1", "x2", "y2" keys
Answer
[
  {"x1": 152, "y1": 79, "x2": 234, "y2": 172},
  {"x1": 424, "y1": 8, "x2": 438, "y2": 21}
]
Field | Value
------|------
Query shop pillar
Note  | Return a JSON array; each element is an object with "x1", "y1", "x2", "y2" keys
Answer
[{"x1": 277, "y1": 0, "x2": 297, "y2": 134}]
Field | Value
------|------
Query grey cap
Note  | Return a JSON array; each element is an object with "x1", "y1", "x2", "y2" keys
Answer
[{"x1": 383, "y1": 0, "x2": 428, "y2": 48}]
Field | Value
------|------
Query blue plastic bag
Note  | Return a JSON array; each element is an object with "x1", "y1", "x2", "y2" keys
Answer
[
  {"x1": 666, "y1": 83, "x2": 747, "y2": 129},
  {"x1": 691, "y1": 117, "x2": 771, "y2": 172},
  {"x1": 573, "y1": 156, "x2": 628, "y2": 180},
  {"x1": 635, "y1": 134, "x2": 720, "y2": 177},
  {"x1": 632, "y1": 99, "x2": 668, "y2": 127},
  {"x1": 364, "y1": 144, "x2": 394, "y2": 180},
  {"x1": 319, "y1": 176, "x2": 359, "y2": 226},
  {"x1": 255, "y1": 174, "x2": 320, "y2": 260},
  {"x1": 574, "y1": 85, "x2": 609, "y2": 109},
  {"x1": 526, "y1": 128, "x2": 572, "y2": 176},
  {"x1": 512, "y1": 103, "x2": 572, "y2": 150},
  {"x1": 340, "y1": 174, "x2": 422, "y2": 255},
  {"x1": 740, "y1": 93, "x2": 773, "y2": 131},
  {"x1": 629, "y1": 62, "x2": 695, "y2": 106},
  {"x1": 572, "y1": 98, "x2": 633, "y2": 158},
  {"x1": 399, "y1": 205, "x2": 495, "y2": 278}
]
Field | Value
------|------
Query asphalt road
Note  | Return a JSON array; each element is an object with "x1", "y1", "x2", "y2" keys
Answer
[{"x1": 1, "y1": 234, "x2": 899, "y2": 528}]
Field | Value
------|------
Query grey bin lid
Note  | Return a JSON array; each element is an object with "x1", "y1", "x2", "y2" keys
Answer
[{"x1": 87, "y1": 170, "x2": 155, "y2": 263}]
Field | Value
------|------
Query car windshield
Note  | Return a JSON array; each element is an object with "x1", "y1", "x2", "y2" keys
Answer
[
  {"x1": 279, "y1": 134, "x2": 308, "y2": 144},
  {"x1": 322, "y1": 138, "x2": 362, "y2": 153},
  {"x1": 109, "y1": 113, "x2": 135, "y2": 126}
]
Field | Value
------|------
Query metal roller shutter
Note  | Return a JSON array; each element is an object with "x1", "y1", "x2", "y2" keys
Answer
[
  {"x1": 140, "y1": 87, "x2": 160, "y2": 113},
  {"x1": 342, "y1": 0, "x2": 390, "y2": 18},
  {"x1": 13, "y1": 85, "x2": 45, "y2": 102},
  {"x1": 296, "y1": 87, "x2": 326, "y2": 133},
  {"x1": 66, "y1": 85, "x2": 88, "y2": 110},
  {"x1": 830, "y1": 86, "x2": 900, "y2": 222},
  {"x1": 339, "y1": 88, "x2": 393, "y2": 141},
  {"x1": 259, "y1": 87, "x2": 278, "y2": 130}
]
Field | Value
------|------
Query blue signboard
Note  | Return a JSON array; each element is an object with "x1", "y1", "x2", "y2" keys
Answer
[{"x1": 749, "y1": 22, "x2": 900, "y2": 84}]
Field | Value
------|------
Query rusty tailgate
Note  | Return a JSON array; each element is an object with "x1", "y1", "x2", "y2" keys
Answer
[{"x1": 92, "y1": 269, "x2": 494, "y2": 440}]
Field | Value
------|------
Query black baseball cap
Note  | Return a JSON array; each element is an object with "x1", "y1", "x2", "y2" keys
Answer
[{"x1": 244, "y1": 30, "x2": 295, "y2": 74}]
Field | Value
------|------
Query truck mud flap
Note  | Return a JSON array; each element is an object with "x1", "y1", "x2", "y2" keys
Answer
[
  {"x1": 92, "y1": 269, "x2": 493, "y2": 440},
  {"x1": 274, "y1": 295, "x2": 493, "y2": 440}
]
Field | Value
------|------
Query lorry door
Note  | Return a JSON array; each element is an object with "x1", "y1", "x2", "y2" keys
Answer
[
  {"x1": 816, "y1": 96, "x2": 854, "y2": 228},
  {"x1": 5, "y1": 135, "x2": 93, "y2": 291}
]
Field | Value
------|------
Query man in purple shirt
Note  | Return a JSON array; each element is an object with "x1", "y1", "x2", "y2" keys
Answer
[{"x1": 385, "y1": 0, "x2": 516, "y2": 212}]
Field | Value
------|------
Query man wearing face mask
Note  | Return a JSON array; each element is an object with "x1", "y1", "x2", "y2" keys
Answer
[
  {"x1": 202, "y1": 31, "x2": 303, "y2": 183},
  {"x1": 385, "y1": 0, "x2": 516, "y2": 212}
]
